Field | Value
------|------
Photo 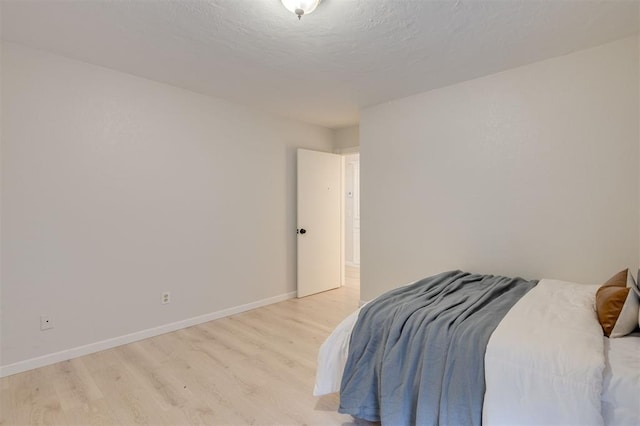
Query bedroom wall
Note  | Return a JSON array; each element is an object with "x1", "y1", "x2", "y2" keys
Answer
[
  {"x1": 0, "y1": 7, "x2": 4, "y2": 371},
  {"x1": 0, "y1": 42, "x2": 334, "y2": 372},
  {"x1": 360, "y1": 36, "x2": 640, "y2": 301}
]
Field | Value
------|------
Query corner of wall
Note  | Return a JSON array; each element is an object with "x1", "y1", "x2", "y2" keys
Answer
[{"x1": 332, "y1": 125, "x2": 360, "y2": 153}]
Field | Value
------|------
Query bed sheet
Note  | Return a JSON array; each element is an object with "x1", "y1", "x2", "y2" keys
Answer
[
  {"x1": 314, "y1": 306, "x2": 363, "y2": 396},
  {"x1": 602, "y1": 332, "x2": 640, "y2": 426},
  {"x1": 483, "y1": 279, "x2": 605, "y2": 425}
]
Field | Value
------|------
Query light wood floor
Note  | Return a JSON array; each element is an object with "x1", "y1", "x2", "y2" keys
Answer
[{"x1": 1, "y1": 267, "x2": 366, "y2": 425}]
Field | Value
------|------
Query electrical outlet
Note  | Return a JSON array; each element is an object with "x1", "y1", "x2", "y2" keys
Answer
[
  {"x1": 162, "y1": 292, "x2": 170, "y2": 304},
  {"x1": 40, "y1": 315, "x2": 54, "y2": 331}
]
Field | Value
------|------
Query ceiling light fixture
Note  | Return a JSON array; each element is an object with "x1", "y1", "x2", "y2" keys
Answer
[{"x1": 281, "y1": 0, "x2": 321, "y2": 20}]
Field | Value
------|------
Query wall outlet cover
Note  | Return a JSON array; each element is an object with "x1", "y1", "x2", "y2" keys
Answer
[{"x1": 40, "y1": 315, "x2": 54, "y2": 331}]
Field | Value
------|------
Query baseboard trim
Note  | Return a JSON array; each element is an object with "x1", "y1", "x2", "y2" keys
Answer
[{"x1": 0, "y1": 290, "x2": 297, "y2": 378}]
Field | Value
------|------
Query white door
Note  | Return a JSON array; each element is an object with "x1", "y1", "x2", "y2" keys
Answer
[{"x1": 297, "y1": 149, "x2": 342, "y2": 298}]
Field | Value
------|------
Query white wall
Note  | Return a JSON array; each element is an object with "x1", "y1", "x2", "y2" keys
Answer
[
  {"x1": 333, "y1": 125, "x2": 359, "y2": 153},
  {"x1": 0, "y1": 8, "x2": 4, "y2": 371},
  {"x1": 1, "y1": 43, "x2": 334, "y2": 371},
  {"x1": 361, "y1": 36, "x2": 640, "y2": 301}
]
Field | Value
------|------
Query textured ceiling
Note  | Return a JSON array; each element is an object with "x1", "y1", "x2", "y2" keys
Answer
[{"x1": 2, "y1": 0, "x2": 639, "y2": 128}]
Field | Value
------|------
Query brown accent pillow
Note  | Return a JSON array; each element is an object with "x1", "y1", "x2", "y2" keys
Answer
[{"x1": 595, "y1": 269, "x2": 640, "y2": 338}]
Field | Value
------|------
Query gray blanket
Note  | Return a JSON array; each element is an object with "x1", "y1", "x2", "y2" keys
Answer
[{"x1": 339, "y1": 270, "x2": 537, "y2": 425}]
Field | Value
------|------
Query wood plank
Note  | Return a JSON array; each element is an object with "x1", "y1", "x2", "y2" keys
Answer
[
  {"x1": 52, "y1": 359, "x2": 103, "y2": 411},
  {"x1": 6, "y1": 368, "x2": 68, "y2": 425}
]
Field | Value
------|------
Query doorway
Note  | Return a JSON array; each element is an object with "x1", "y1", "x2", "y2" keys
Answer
[{"x1": 344, "y1": 153, "x2": 360, "y2": 290}]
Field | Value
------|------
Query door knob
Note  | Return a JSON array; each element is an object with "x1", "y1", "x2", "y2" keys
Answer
[{"x1": 298, "y1": 228, "x2": 307, "y2": 234}]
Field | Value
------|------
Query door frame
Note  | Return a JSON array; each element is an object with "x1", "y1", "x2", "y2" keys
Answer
[
  {"x1": 334, "y1": 147, "x2": 360, "y2": 287},
  {"x1": 337, "y1": 148, "x2": 360, "y2": 272}
]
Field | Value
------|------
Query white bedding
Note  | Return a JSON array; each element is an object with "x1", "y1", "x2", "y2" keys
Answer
[
  {"x1": 313, "y1": 305, "x2": 363, "y2": 396},
  {"x1": 483, "y1": 279, "x2": 605, "y2": 425},
  {"x1": 602, "y1": 332, "x2": 640, "y2": 425},
  {"x1": 315, "y1": 278, "x2": 640, "y2": 425}
]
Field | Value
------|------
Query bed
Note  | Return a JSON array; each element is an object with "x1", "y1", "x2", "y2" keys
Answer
[{"x1": 314, "y1": 270, "x2": 640, "y2": 426}]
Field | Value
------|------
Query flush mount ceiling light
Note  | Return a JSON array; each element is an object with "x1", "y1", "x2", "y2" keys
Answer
[{"x1": 281, "y1": 0, "x2": 322, "y2": 20}]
